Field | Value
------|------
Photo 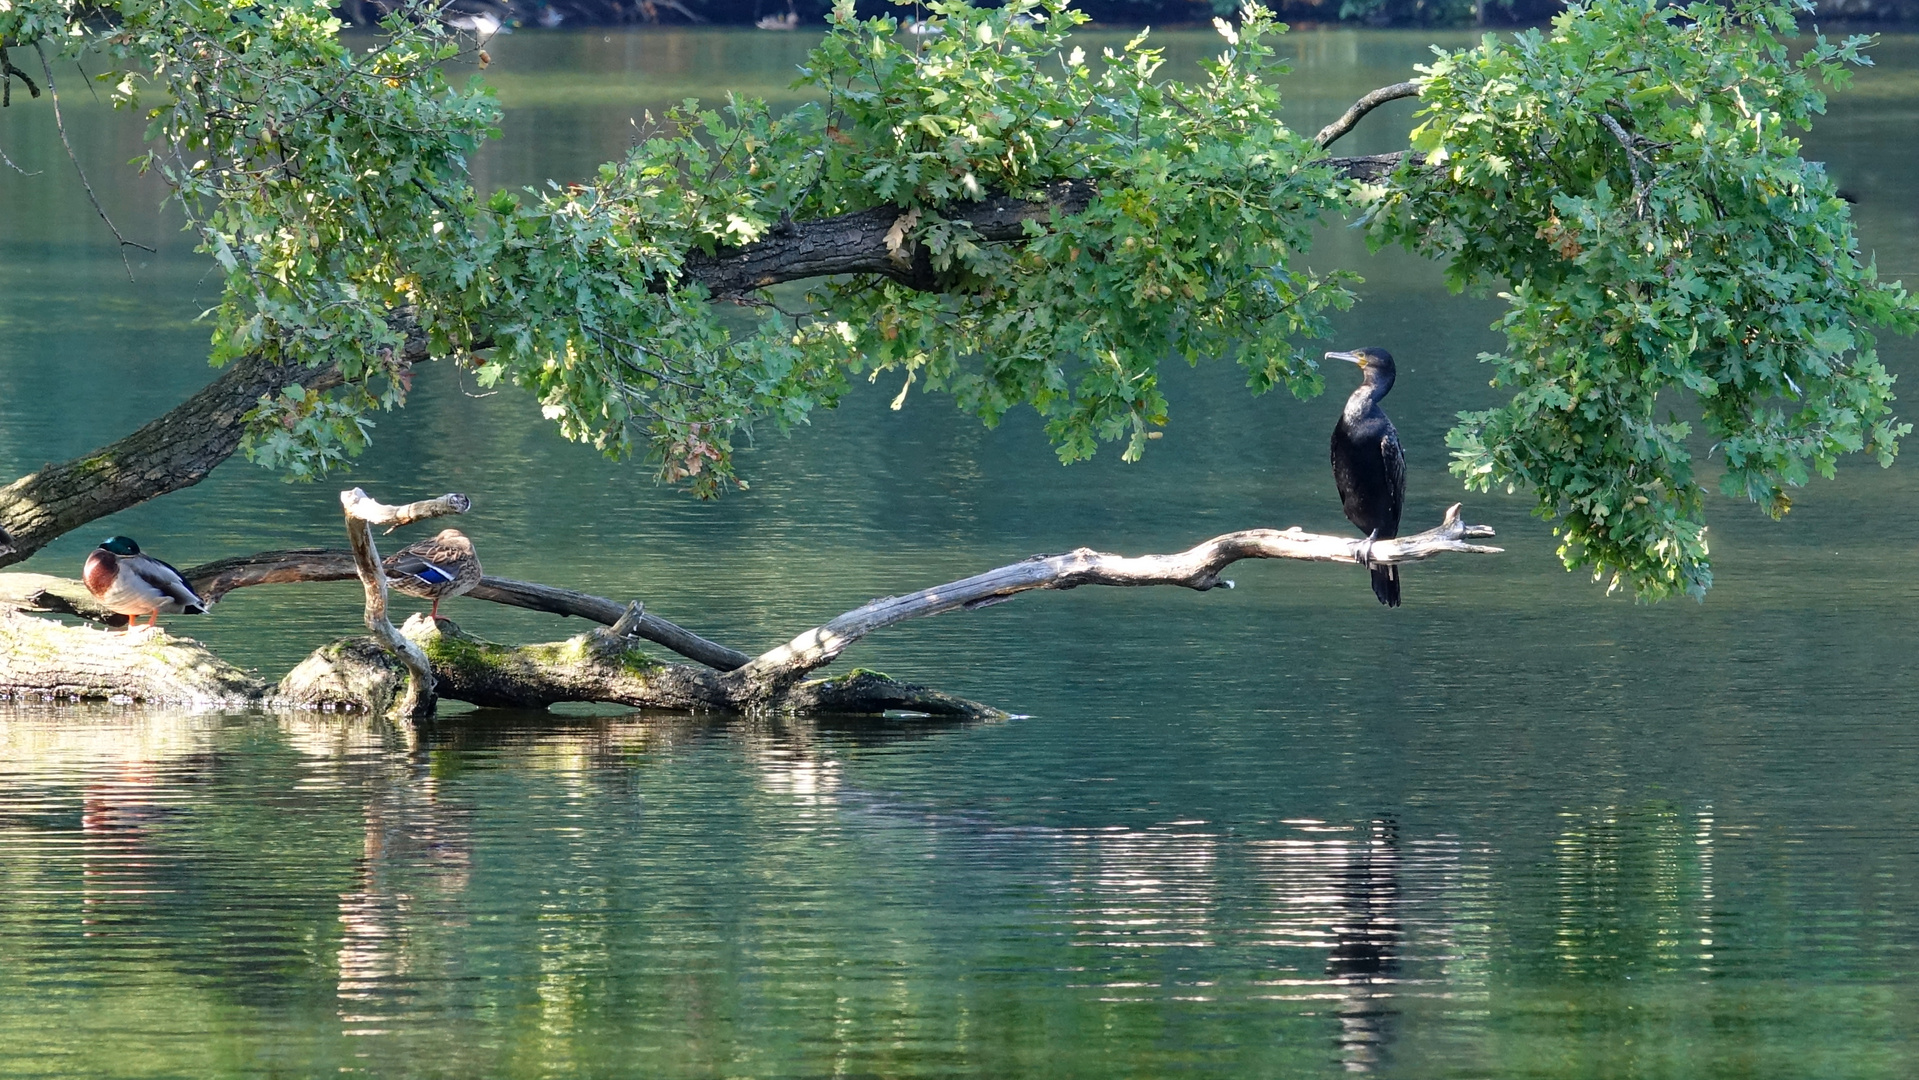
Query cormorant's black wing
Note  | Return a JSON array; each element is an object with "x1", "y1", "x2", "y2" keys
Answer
[{"x1": 1381, "y1": 425, "x2": 1407, "y2": 537}]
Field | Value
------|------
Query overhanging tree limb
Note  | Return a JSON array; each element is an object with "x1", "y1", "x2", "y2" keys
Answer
[{"x1": 0, "y1": 155, "x2": 1413, "y2": 568}]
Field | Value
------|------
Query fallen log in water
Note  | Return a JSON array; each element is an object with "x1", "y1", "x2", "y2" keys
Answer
[
  {"x1": 276, "y1": 614, "x2": 1001, "y2": 720},
  {"x1": 0, "y1": 496, "x2": 1500, "y2": 720},
  {"x1": 0, "y1": 607, "x2": 262, "y2": 705}
]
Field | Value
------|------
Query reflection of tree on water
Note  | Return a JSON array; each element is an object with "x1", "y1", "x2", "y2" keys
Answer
[{"x1": 1324, "y1": 817, "x2": 1401, "y2": 1074}]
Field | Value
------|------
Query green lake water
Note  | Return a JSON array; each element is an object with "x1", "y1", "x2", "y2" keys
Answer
[{"x1": 4, "y1": 24, "x2": 1919, "y2": 1079}]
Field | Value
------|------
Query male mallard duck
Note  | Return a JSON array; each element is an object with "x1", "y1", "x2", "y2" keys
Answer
[
  {"x1": 83, "y1": 536, "x2": 208, "y2": 629},
  {"x1": 383, "y1": 528, "x2": 483, "y2": 619}
]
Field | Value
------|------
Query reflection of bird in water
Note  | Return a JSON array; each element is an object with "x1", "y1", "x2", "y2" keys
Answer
[
  {"x1": 383, "y1": 529, "x2": 483, "y2": 620},
  {"x1": 755, "y1": 3, "x2": 799, "y2": 29},
  {"x1": 1327, "y1": 818, "x2": 1402, "y2": 980},
  {"x1": 1326, "y1": 348, "x2": 1406, "y2": 607},
  {"x1": 83, "y1": 536, "x2": 208, "y2": 629},
  {"x1": 1327, "y1": 817, "x2": 1403, "y2": 1073}
]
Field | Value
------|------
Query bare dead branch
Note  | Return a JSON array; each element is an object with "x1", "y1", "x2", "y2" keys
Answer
[
  {"x1": 1315, "y1": 81, "x2": 1421, "y2": 150},
  {"x1": 727, "y1": 505, "x2": 1500, "y2": 693},
  {"x1": 465, "y1": 577, "x2": 751, "y2": 670},
  {"x1": 339, "y1": 488, "x2": 471, "y2": 529}
]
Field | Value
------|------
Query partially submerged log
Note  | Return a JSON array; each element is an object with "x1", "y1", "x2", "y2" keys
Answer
[
  {"x1": 0, "y1": 608, "x2": 262, "y2": 705},
  {"x1": 276, "y1": 615, "x2": 1002, "y2": 720},
  {"x1": 1, "y1": 502, "x2": 1499, "y2": 719}
]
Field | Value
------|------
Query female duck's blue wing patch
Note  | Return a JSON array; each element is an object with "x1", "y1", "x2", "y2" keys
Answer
[{"x1": 389, "y1": 553, "x2": 456, "y2": 585}]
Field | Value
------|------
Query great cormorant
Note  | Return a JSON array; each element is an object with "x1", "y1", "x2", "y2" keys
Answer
[{"x1": 1327, "y1": 348, "x2": 1406, "y2": 607}]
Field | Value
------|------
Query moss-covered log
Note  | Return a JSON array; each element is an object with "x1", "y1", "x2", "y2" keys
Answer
[
  {"x1": 276, "y1": 614, "x2": 1004, "y2": 719},
  {"x1": 0, "y1": 608, "x2": 264, "y2": 704},
  {"x1": 0, "y1": 604, "x2": 999, "y2": 717}
]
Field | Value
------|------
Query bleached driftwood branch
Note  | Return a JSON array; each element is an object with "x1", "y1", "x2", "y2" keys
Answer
[
  {"x1": 340, "y1": 487, "x2": 467, "y2": 719},
  {"x1": 341, "y1": 489, "x2": 470, "y2": 531},
  {"x1": 725, "y1": 504, "x2": 1500, "y2": 696}
]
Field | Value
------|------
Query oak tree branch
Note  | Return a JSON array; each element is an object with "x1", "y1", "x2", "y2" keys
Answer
[{"x1": 1315, "y1": 81, "x2": 1422, "y2": 150}]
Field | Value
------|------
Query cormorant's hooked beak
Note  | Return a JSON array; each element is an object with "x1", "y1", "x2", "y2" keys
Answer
[{"x1": 1325, "y1": 350, "x2": 1366, "y2": 367}]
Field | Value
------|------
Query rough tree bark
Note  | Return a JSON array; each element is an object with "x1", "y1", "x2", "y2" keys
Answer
[
  {"x1": 1, "y1": 505, "x2": 1497, "y2": 717},
  {"x1": 0, "y1": 95, "x2": 1424, "y2": 565},
  {"x1": 0, "y1": 606, "x2": 261, "y2": 705},
  {"x1": 0, "y1": 311, "x2": 425, "y2": 567}
]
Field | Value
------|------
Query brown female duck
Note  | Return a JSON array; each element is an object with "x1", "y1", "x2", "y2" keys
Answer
[{"x1": 382, "y1": 528, "x2": 483, "y2": 619}]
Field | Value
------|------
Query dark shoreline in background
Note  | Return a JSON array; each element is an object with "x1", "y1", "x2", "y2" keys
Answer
[{"x1": 335, "y1": 0, "x2": 1919, "y2": 32}]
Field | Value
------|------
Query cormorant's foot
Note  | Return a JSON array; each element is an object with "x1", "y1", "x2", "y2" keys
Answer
[{"x1": 1358, "y1": 530, "x2": 1379, "y2": 571}]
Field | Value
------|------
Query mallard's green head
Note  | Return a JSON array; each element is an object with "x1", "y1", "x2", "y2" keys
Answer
[{"x1": 98, "y1": 536, "x2": 141, "y2": 557}]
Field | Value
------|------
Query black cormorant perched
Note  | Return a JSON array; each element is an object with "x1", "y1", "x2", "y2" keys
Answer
[{"x1": 1326, "y1": 347, "x2": 1406, "y2": 607}]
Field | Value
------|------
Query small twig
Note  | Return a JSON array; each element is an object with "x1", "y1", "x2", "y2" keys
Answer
[
  {"x1": 1, "y1": 43, "x2": 41, "y2": 107},
  {"x1": 0, "y1": 143, "x2": 33, "y2": 175},
  {"x1": 1315, "y1": 81, "x2": 1421, "y2": 150},
  {"x1": 35, "y1": 43, "x2": 155, "y2": 281},
  {"x1": 1600, "y1": 113, "x2": 1650, "y2": 217}
]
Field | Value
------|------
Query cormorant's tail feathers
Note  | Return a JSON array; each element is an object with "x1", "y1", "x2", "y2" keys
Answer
[{"x1": 1370, "y1": 564, "x2": 1400, "y2": 608}]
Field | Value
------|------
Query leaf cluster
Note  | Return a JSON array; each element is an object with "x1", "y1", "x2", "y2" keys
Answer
[
  {"x1": 466, "y1": 0, "x2": 1353, "y2": 483},
  {"x1": 1362, "y1": 0, "x2": 1919, "y2": 597},
  {"x1": 772, "y1": 1, "x2": 1354, "y2": 462},
  {"x1": 6, "y1": 0, "x2": 1914, "y2": 598}
]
